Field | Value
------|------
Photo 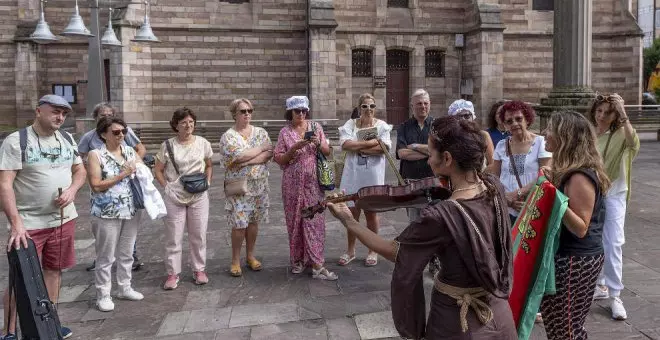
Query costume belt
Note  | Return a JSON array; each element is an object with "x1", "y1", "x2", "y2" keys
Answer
[{"x1": 433, "y1": 278, "x2": 493, "y2": 333}]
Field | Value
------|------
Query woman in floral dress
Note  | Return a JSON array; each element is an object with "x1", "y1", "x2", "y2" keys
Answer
[
  {"x1": 273, "y1": 96, "x2": 337, "y2": 280},
  {"x1": 219, "y1": 98, "x2": 273, "y2": 277}
]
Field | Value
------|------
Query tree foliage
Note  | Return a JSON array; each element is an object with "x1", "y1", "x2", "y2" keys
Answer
[{"x1": 643, "y1": 39, "x2": 660, "y2": 90}]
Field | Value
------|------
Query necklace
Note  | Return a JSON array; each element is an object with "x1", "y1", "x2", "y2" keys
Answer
[{"x1": 452, "y1": 181, "x2": 483, "y2": 193}]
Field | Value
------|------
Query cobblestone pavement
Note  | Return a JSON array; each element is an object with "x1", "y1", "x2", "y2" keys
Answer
[{"x1": 0, "y1": 139, "x2": 659, "y2": 340}]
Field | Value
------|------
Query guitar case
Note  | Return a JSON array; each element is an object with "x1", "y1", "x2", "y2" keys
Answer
[{"x1": 7, "y1": 238, "x2": 64, "y2": 340}]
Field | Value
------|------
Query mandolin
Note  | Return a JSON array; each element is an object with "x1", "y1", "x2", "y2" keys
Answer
[{"x1": 301, "y1": 176, "x2": 452, "y2": 219}]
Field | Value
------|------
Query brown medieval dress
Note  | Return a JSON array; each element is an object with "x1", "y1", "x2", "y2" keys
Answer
[{"x1": 391, "y1": 177, "x2": 517, "y2": 339}]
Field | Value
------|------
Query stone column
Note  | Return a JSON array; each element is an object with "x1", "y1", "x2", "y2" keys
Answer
[
  {"x1": 14, "y1": 42, "x2": 40, "y2": 127},
  {"x1": 308, "y1": 0, "x2": 338, "y2": 119},
  {"x1": 536, "y1": 0, "x2": 595, "y2": 130},
  {"x1": 373, "y1": 41, "x2": 387, "y2": 112}
]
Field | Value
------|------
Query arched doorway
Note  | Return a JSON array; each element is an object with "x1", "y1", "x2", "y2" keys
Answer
[{"x1": 386, "y1": 49, "x2": 410, "y2": 125}]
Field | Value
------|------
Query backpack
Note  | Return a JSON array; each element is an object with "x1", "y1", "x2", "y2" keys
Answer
[{"x1": 19, "y1": 127, "x2": 79, "y2": 163}]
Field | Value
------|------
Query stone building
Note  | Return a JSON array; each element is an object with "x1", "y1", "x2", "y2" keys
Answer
[{"x1": 0, "y1": 0, "x2": 643, "y2": 127}]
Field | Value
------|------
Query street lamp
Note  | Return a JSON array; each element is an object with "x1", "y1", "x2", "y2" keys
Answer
[{"x1": 29, "y1": 0, "x2": 159, "y2": 116}]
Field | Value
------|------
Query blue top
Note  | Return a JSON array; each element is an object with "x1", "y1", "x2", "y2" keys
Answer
[
  {"x1": 486, "y1": 127, "x2": 509, "y2": 148},
  {"x1": 78, "y1": 126, "x2": 141, "y2": 155}
]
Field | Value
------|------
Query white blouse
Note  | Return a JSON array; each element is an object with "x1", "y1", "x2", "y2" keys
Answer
[{"x1": 493, "y1": 135, "x2": 552, "y2": 216}]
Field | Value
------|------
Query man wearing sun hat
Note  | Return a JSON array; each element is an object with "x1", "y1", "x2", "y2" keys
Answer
[{"x1": 0, "y1": 94, "x2": 85, "y2": 339}]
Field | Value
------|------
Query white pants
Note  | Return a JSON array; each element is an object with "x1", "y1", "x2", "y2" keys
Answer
[
  {"x1": 92, "y1": 216, "x2": 139, "y2": 297},
  {"x1": 598, "y1": 191, "x2": 627, "y2": 297}
]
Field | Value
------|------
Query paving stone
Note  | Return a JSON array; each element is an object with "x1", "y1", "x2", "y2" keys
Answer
[
  {"x1": 157, "y1": 311, "x2": 191, "y2": 336},
  {"x1": 213, "y1": 326, "x2": 251, "y2": 340},
  {"x1": 74, "y1": 238, "x2": 95, "y2": 250},
  {"x1": 249, "y1": 319, "x2": 327, "y2": 340},
  {"x1": 80, "y1": 307, "x2": 115, "y2": 322},
  {"x1": 326, "y1": 317, "x2": 361, "y2": 340},
  {"x1": 58, "y1": 284, "x2": 90, "y2": 303},
  {"x1": 354, "y1": 311, "x2": 399, "y2": 340},
  {"x1": 229, "y1": 301, "x2": 308, "y2": 328},
  {"x1": 183, "y1": 307, "x2": 232, "y2": 333}
]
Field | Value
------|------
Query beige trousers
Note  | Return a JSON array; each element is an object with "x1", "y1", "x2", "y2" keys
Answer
[
  {"x1": 163, "y1": 192, "x2": 209, "y2": 275},
  {"x1": 92, "y1": 216, "x2": 138, "y2": 297}
]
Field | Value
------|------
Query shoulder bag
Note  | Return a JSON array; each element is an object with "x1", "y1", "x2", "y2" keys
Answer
[{"x1": 166, "y1": 139, "x2": 209, "y2": 194}]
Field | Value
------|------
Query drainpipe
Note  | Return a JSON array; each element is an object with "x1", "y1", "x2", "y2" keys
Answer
[{"x1": 306, "y1": 0, "x2": 311, "y2": 101}]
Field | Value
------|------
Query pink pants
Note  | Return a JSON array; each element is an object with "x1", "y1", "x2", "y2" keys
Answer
[{"x1": 163, "y1": 192, "x2": 209, "y2": 275}]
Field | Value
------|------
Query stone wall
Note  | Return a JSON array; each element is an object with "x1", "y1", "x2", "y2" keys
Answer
[
  {"x1": 147, "y1": 30, "x2": 307, "y2": 121},
  {"x1": 0, "y1": 45, "x2": 16, "y2": 125}
]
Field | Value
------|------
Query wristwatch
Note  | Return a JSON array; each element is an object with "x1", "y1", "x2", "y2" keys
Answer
[{"x1": 517, "y1": 189, "x2": 522, "y2": 200}]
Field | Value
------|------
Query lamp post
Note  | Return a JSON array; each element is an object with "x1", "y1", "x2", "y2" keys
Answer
[{"x1": 30, "y1": 0, "x2": 159, "y2": 117}]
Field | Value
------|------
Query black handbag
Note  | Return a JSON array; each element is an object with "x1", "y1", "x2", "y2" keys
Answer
[
  {"x1": 166, "y1": 140, "x2": 209, "y2": 194},
  {"x1": 129, "y1": 176, "x2": 145, "y2": 209}
]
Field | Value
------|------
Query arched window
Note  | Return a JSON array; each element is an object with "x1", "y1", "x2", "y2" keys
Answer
[
  {"x1": 352, "y1": 49, "x2": 373, "y2": 77},
  {"x1": 388, "y1": 0, "x2": 408, "y2": 8}
]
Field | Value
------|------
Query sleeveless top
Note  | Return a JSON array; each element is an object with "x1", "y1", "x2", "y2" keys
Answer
[{"x1": 557, "y1": 168, "x2": 605, "y2": 256}]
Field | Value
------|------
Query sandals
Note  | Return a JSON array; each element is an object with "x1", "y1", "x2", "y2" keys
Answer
[
  {"x1": 246, "y1": 258, "x2": 263, "y2": 271},
  {"x1": 365, "y1": 253, "x2": 378, "y2": 267},
  {"x1": 291, "y1": 262, "x2": 304, "y2": 274},
  {"x1": 230, "y1": 264, "x2": 242, "y2": 277},
  {"x1": 312, "y1": 267, "x2": 338, "y2": 281},
  {"x1": 337, "y1": 254, "x2": 356, "y2": 266}
]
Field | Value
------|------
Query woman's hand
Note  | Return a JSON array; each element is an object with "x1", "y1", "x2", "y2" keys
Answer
[
  {"x1": 540, "y1": 165, "x2": 553, "y2": 182},
  {"x1": 293, "y1": 139, "x2": 310, "y2": 151},
  {"x1": 121, "y1": 162, "x2": 136, "y2": 178},
  {"x1": 309, "y1": 135, "x2": 321, "y2": 147},
  {"x1": 611, "y1": 94, "x2": 628, "y2": 120},
  {"x1": 325, "y1": 193, "x2": 355, "y2": 224},
  {"x1": 260, "y1": 143, "x2": 273, "y2": 152}
]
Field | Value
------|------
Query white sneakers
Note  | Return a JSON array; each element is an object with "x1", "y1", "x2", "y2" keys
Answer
[
  {"x1": 97, "y1": 287, "x2": 144, "y2": 312},
  {"x1": 610, "y1": 296, "x2": 628, "y2": 321},
  {"x1": 593, "y1": 285, "x2": 609, "y2": 300},
  {"x1": 96, "y1": 295, "x2": 115, "y2": 312},
  {"x1": 594, "y1": 285, "x2": 627, "y2": 320},
  {"x1": 117, "y1": 287, "x2": 145, "y2": 301}
]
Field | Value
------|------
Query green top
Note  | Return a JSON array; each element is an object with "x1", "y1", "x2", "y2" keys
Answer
[{"x1": 597, "y1": 126, "x2": 640, "y2": 202}]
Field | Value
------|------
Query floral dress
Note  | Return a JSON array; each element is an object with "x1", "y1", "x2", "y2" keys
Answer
[
  {"x1": 90, "y1": 144, "x2": 138, "y2": 219},
  {"x1": 273, "y1": 122, "x2": 327, "y2": 266},
  {"x1": 219, "y1": 126, "x2": 271, "y2": 229}
]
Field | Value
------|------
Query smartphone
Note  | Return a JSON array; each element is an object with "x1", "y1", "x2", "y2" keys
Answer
[{"x1": 304, "y1": 131, "x2": 315, "y2": 140}]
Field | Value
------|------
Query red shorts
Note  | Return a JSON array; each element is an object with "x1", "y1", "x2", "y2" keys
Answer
[{"x1": 26, "y1": 219, "x2": 76, "y2": 270}]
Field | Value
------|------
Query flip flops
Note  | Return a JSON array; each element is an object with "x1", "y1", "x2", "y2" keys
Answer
[{"x1": 246, "y1": 258, "x2": 263, "y2": 271}]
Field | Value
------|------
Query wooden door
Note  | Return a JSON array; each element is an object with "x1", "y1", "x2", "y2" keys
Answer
[{"x1": 386, "y1": 50, "x2": 410, "y2": 126}]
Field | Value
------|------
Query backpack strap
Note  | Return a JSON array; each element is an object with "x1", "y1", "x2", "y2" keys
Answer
[
  {"x1": 19, "y1": 127, "x2": 28, "y2": 163},
  {"x1": 57, "y1": 129, "x2": 80, "y2": 157}
]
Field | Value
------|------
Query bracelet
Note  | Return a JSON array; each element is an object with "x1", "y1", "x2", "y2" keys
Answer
[{"x1": 619, "y1": 117, "x2": 629, "y2": 123}]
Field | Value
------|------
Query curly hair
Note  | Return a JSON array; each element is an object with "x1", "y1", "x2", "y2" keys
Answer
[
  {"x1": 487, "y1": 100, "x2": 508, "y2": 130},
  {"x1": 170, "y1": 107, "x2": 197, "y2": 132},
  {"x1": 588, "y1": 94, "x2": 624, "y2": 133},
  {"x1": 499, "y1": 100, "x2": 535, "y2": 126},
  {"x1": 547, "y1": 111, "x2": 610, "y2": 192}
]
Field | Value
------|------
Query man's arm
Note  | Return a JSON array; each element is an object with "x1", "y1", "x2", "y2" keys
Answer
[
  {"x1": 125, "y1": 127, "x2": 146, "y2": 158},
  {"x1": 56, "y1": 163, "x2": 86, "y2": 208},
  {"x1": 397, "y1": 148, "x2": 428, "y2": 161},
  {"x1": 0, "y1": 170, "x2": 29, "y2": 250}
]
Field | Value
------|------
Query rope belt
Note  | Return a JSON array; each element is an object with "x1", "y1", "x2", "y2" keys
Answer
[{"x1": 433, "y1": 278, "x2": 494, "y2": 333}]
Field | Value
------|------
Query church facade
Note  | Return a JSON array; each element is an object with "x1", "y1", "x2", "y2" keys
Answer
[{"x1": 0, "y1": 0, "x2": 643, "y2": 126}]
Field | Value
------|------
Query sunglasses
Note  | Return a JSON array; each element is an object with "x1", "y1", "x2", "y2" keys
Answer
[
  {"x1": 293, "y1": 108, "x2": 309, "y2": 115},
  {"x1": 361, "y1": 104, "x2": 377, "y2": 109},
  {"x1": 504, "y1": 116, "x2": 525, "y2": 125},
  {"x1": 111, "y1": 128, "x2": 128, "y2": 136},
  {"x1": 456, "y1": 113, "x2": 473, "y2": 120},
  {"x1": 595, "y1": 94, "x2": 616, "y2": 102},
  {"x1": 239, "y1": 109, "x2": 253, "y2": 115}
]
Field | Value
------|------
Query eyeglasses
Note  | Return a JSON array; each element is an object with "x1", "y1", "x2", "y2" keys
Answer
[
  {"x1": 456, "y1": 113, "x2": 473, "y2": 120},
  {"x1": 111, "y1": 128, "x2": 128, "y2": 136},
  {"x1": 504, "y1": 116, "x2": 525, "y2": 125},
  {"x1": 33, "y1": 126, "x2": 61, "y2": 160},
  {"x1": 293, "y1": 109, "x2": 308, "y2": 115},
  {"x1": 239, "y1": 109, "x2": 253, "y2": 115},
  {"x1": 361, "y1": 104, "x2": 377, "y2": 109}
]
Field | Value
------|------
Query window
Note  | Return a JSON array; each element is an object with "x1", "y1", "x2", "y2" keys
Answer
[
  {"x1": 532, "y1": 0, "x2": 553, "y2": 10},
  {"x1": 388, "y1": 0, "x2": 408, "y2": 8},
  {"x1": 52, "y1": 84, "x2": 77, "y2": 104},
  {"x1": 425, "y1": 50, "x2": 445, "y2": 78},
  {"x1": 352, "y1": 49, "x2": 373, "y2": 77}
]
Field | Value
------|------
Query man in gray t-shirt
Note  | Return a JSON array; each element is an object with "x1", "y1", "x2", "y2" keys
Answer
[{"x1": 79, "y1": 103, "x2": 146, "y2": 272}]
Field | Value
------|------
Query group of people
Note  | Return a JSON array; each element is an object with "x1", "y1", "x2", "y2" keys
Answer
[{"x1": 0, "y1": 88, "x2": 639, "y2": 339}]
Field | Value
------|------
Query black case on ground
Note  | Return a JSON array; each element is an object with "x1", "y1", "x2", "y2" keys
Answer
[{"x1": 7, "y1": 238, "x2": 63, "y2": 340}]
